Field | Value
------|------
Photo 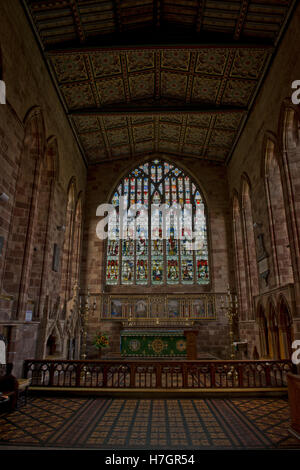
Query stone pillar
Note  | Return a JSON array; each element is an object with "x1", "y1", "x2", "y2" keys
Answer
[{"x1": 184, "y1": 330, "x2": 198, "y2": 360}]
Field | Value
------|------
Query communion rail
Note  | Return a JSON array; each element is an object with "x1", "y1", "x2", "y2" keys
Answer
[{"x1": 23, "y1": 359, "x2": 295, "y2": 389}]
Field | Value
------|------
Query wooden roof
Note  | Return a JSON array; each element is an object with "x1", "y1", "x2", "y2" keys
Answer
[{"x1": 23, "y1": 0, "x2": 296, "y2": 165}]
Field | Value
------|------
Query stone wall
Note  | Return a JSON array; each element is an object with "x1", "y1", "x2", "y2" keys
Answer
[
  {"x1": 227, "y1": 2, "x2": 300, "y2": 357},
  {"x1": 0, "y1": 1, "x2": 86, "y2": 375},
  {"x1": 82, "y1": 154, "x2": 234, "y2": 358}
]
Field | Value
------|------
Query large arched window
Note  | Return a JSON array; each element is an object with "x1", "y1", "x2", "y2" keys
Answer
[{"x1": 105, "y1": 159, "x2": 210, "y2": 287}]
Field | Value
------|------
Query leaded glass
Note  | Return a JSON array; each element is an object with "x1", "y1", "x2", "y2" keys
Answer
[
  {"x1": 167, "y1": 258, "x2": 179, "y2": 284},
  {"x1": 106, "y1": 259, "x2": 119, "y2": 285},
  {"x1": 136, "y1": 258, "x2": 148, "y2": 284},
  {"x1": 121, "y1": 259, "x2": 134, "y2": 284},
  {"x1": 152, "y1": 258, "x2": 164, "y2": 284},
  {"x1": 105, "y1": 159, "x2": 210, "y2": 286},
  {"x1": 181, "y1": 258, "x2": 194, "y2": 284}
]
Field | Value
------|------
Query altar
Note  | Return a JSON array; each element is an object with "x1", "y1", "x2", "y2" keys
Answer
[{"x1": 121, "y1": 330, "x2": 187, "y2": 358}]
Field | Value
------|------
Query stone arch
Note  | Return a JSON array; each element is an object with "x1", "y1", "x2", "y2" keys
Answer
[
  {"x1": 233, "y1": 192, "x2": 248, "y2": 321},
  {"x1": 264, "y1": 136, "x2": 293, "y2": 286},
  {"x1": 278, "y1": 295, "x2": 293, "y2": 360},
  {"x1": 45, "y1": 324, "x2": 62, "y2": 358},
  {"x1": 279, "y1": 101, "x2": 300, "y2": 153},
  {"x1": 278, "y1": 103, "x2": 300, "y2": 284},
  {"x1": 103, "y1": 157, "x2": 211, "y2": 289},
  {"x1": 106, "y1": 154, "x2": 211, "y2": 210},
  {"x1": 60, "y1": 178, "x2": 76, "y2": 305},
  {"x1": 28, "y1": 136, "x2": 58, "y2": 318},
  {"x1": 241, "y1": 175, "x2": 259, "y2": 320},
  {"x1": 23, "y1": 107, "x2": 46, "y2": 157},
  {"x1": 2, "y1": 107, "x2": 46, "y2": 319},
  {"x1": 256, "y1": 303, "x2": 270, "y2": 358}
]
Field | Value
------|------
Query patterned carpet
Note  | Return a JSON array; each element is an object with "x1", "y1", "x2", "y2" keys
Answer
[{"x1": 0, "y1": 396, "x2": 299, "y2": 449}]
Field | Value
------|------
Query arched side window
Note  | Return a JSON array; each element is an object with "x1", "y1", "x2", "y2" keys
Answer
[
  {"x1": 60, "y1": 181, "x2": 76, "y2": 302},
  {"x1": 282, "y1": 106, "x2": 300, "y2": 281},
  {"x1": 71, "y1": 196, "x2": 83, "y2": 289},
  {"x1": 242, "y1": 178, "x2": 259, "y2": 320},
  {"x1": 28, "y1": 139, "x2": 56, "y2": 316},
  {"x1": 2, "y1": 107, "x2": 45, "y2": 318},
  {"x1": 105, "y1": 159, "x2": 210, "y2": 287},
  {"x1": 265, "y1": 139, "x2": 293, "y2": 286},
  {"x1": 233, "y1": 195, "x2": 248, "y2": 321}
]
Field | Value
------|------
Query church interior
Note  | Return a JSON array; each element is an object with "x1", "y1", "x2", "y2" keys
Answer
[{"x1": 1, "y1": 0, "x2": 300, "y2": 452}]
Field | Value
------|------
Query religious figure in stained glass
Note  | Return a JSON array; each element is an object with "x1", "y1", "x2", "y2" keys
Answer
[
  {"x1": 167, "y1": 259, "x2": 179, "y2": 283},
  {"x1": 121, "y1": 259, "x2": 134, "y2": 284},
  {"x1": 105, "y1": 159, "x2": 210, "y2": 286},
  {"x1": 152, "y1": 259, "x2": 164, "y2": 284},
  {"x1": 182, "y1": 259, "x2": 194, "y2": 283},
  {"x1": 136, "y1": 259, "x2": 148, "y2": 284},
  {"x1": 106, "y1": 260, "x2": 119, "y2": 285}
]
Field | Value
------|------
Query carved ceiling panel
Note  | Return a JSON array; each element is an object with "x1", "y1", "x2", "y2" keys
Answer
[{"x1": 23, "y1": 0, "x2": 295, "y2": 164}]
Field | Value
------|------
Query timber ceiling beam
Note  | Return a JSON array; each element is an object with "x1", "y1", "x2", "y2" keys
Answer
[
  {"x1": 44, "y1": 33, "x2": 274, "y2": 54},
  {"x1": 234, "y1": 0, "x2": 250, "y2": 41},
  {"x1": 68, "y1": 106, "x2": 247, "y2": 117}
]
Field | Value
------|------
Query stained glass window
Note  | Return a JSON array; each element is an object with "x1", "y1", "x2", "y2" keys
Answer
[{"x1": 106, "y1": 159, "x2": 210, "y2": 286}]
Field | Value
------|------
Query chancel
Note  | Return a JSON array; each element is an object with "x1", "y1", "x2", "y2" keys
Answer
[{"x1": 0, "y1": 0, "x2": 300, "y2": 452}]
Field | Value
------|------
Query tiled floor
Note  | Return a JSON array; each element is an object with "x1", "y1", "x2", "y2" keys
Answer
[{"x1": 0, "y1": 396, "x2": 299, "y2": 449}]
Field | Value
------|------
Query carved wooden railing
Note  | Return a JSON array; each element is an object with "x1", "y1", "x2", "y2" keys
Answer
[{"x1": 23, "y1": 359, "x2": 296, "y2": 389}]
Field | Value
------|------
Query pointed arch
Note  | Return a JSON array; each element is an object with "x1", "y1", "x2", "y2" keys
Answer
[
  {"x1": 264, "y1": 137, "x2": 293, "y2": 286},
  {"x1": 105, "y1": 158, "x2": 210, "y2": 287},
  {"x1": 2, "y1": 106, "x2": 46, "y2": 318},
  {"x1": 278, "y1": 103, "x2": 300, "y2": 283},
  {"x1": 23, "y1": 106, "x2": 46, "y2": 158},
  {"x1": 278, "y1": 295, "x2": 293, "y2": 360},
  {"x1": 279, "y1": 101, "x2": 300, "y2": 153},
  {"x1": 27, "y1": 136, "x2": 58, "y2": 318},
  {"x1": 46, "y1": 325, "x2": 62, "y2": 358}
]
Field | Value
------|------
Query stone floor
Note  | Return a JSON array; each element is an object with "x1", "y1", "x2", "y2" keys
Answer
[{"x1": 0, "y1": 396, "x2": 299, "y2": 449}]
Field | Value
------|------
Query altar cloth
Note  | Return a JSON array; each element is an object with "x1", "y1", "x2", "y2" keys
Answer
[{"x1": 121, "y1": 330, "x2": 187, "y2": 357}]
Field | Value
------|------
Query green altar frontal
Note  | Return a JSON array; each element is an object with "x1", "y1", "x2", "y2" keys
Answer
[{"x1": 121, "y1": 330, "x2": 187, "y2": 358}]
